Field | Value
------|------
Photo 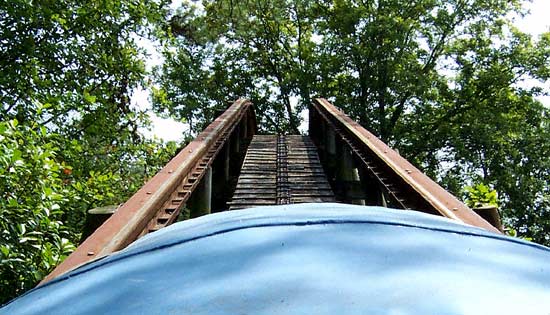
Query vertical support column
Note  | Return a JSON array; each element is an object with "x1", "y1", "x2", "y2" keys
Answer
[
  {"x1": 314, "y1": 115, "x2": 326, "y2": 161},
  {"x1": 355, "y1": 157, "x2": 386, "y2": 207},
  {"x1": 327, "y1": 128, "x2": 336, "y2": 156},
  {"x1": 223, "y1": 140, "x2": 230, "y2": 182},
  {"x1": 337, "y1": 147, "x2": 354, "y2": 180},
  {"x1": 379, "y1": 184, "x2": 388, "y2": 208},
  {"x1": 189, "y1": 167, "x2": 212, "y2": 218},
  {"x1": 336, "y1": 146, "x2": 355, "y2": 203},
  {"x1": 352, "y1": 167, "x2": 365, "y2": 206},
  {"x1": 211, "y1": 141, "x2": 231, "y2": 212},
  {"x1": 358, "y1": 168, "x2": 378, "y2": 206},
  {"x1": 242, "y1": 117, "x2": 248, "y2": 140},
  {"x1": 228, "y1": 128, "x2": 242, "y2": 183},
  {"x1": 324, "y1": 126, "x2": 337, "y2": 183},
  {"x1": 232, "y1": 127, "x2": 241, "y2": 155},
  {"x1": 334, "y1": 143, "x2": 365, "y2": 205}
]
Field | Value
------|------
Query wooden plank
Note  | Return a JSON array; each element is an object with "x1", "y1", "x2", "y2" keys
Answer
[
  {"x1": 230, "y1": 135, "x2": 278, "y2": 209},
  {"x1": 230, "y1": 134, "x2": 335, "y2": 209}
]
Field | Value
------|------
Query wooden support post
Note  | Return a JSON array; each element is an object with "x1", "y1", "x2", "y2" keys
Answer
[
  {"x1": 352, "y1": 168, "x2": 365, "y2": 205},
  {"x1": 80, "y1": 205, "x2": 118, "y2": 243},
  {"x1": 223, "y1": 140, "x2": 230, "y2": 182},
  {"x1": 336, "y1": 146, "x2": 355, "y2": 203},
  {"x1": 189, "y1": 167, "x2": 212, "y2": 218},
  {"x1": 337, "y1": 147, "x2": 353, "y2": 181},
  {"x1": 357, "y1": 168, "x2": 378, "y2": 206},
  {"x1": 314, "y1": 117, "x2": 326, "y2": 162},
  {"x1": 473, "y1": 205, "x2": 503, "y2": 231},
  {"x1": 242, "y1": 119, "x2": 248, "y2": 140},
  {"x1": 232, "y1": 128, "x2": 241, "y2": 155},
  {"x1": 322, "y1": 126, "x2": 336, "y2": 182},
  {"x1": 327, "y1": 128, "x2": 336, "y2": 155},
  {"x1": 379, "y1": 185, "x2": 388, "y2": 208}
]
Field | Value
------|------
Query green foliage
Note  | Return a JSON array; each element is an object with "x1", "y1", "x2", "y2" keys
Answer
[
  {"x1": 1, "y1": 0, "x2": 169, "y2": 127},
  {"x1": 464, "y1": 183, "x2": 498, "y2": 208},
  {"x1": 0, "y1": 122, "x2": 177, "y2": 305},
  {"x1": 154, "y1": 0, "x2": 319, "y2": 133},
  {"x1": 0, "y1": 116, "x2": 177, "y2": 303},
  {"x1": 1, "y1": 0, "x2": 548, "y2": 304},
  {"x1": 0, "y1": 0, "x2": 177, "y2": 304},
  {"x1": 0, "y1": 120, "x2": 75, "y2": 300},
  {"x1": 157, "y1": 0, "x2": 550, "y2": 245}
]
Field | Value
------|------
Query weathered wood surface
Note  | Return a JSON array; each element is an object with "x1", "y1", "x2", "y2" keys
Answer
[
  {"x1": 229, "y1": 135, "x2": 277, "y2": 209},
  {"x1": 229, "y1": 135, "x2": 334, "y2": 209},
  {"x1": 286, "y1": 135, "x2": 335, "y2": 204}
]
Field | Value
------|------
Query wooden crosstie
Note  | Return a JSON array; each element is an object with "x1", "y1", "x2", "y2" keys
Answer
[{"x1": 42, "y1": 98, "x2": 501, "y2": 283}]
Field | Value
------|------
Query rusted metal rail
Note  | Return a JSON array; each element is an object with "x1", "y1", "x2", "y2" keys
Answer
[
  {"x1": 42, "y1": 99, "x2": 256, "y2": 283},
  {"x1": 43, "y1": 96, "x2": 500, "y2": 284},
  {"x1": 310, "y1": 98, "x2": 500, "y2": 233}
]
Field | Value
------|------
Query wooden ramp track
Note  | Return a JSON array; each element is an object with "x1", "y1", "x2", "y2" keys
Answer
[
  {"x1": 229, "y1": 135, "x2": 334, "y2": 209},
  {"x1": 41, "y1": 98, "x2": 500, "y2": 285}
]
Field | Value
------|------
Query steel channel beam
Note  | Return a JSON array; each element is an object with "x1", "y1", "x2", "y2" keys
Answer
[
  {"x1": 312, "y1": 105, "x2": 410, "y2": 209},
  {"x1": 42, "y1": 99, "x2": 254, "y2": 283},
  {"x1": 142, "y1": 104, "x2": 253, "y2": 233},
  {"x1": 313, "y1": 98, "x2": 500, "y2": 233}
]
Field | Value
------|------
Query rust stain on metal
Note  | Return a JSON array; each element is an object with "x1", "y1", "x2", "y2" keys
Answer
[
  {"x1": 313, "y1": 98, "x2": 499, "y2": 233},
  {"x1": 43, "y1": 96, "x2": 500, "y2": 285},
  {"x1": 141, "y1": 100, "x2": 252, "y2": 235},
  {"x1": 42, "y1": 99, "x2": 254, "y2": 283}
]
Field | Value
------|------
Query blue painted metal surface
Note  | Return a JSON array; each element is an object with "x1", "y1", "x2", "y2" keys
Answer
[{"x1": 2, "y1": 203, "x2": 550, "y2": 314}]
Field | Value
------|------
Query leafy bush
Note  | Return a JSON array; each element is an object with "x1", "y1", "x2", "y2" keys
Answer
[
  {"x1": 0, "y1": 119, "x2": 178, "y2": 303},
  {"x1": 0, "y1": 120, "x2": 75, "y2": 300},
  {"x1": 464, "y1": 183, "x2": 499, "y2": 208}
]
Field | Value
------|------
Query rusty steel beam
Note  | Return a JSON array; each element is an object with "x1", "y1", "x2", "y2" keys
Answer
[
  {"x1": 42, "y1": 99, "x2": 255, "y2": 283},
  {"x1": 313, "y1": 98, "x2": 500, "y2": 233}
]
